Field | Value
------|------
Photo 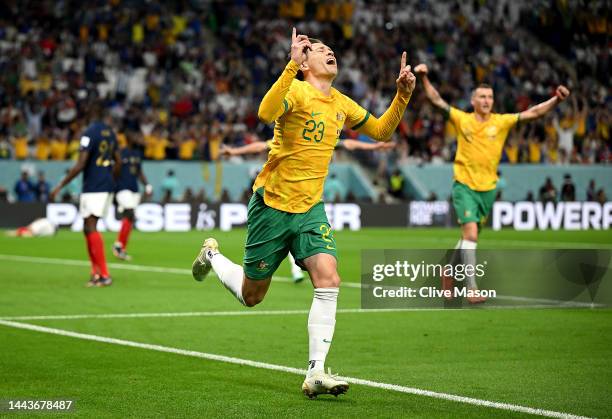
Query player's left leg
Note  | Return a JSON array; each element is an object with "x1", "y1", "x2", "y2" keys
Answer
[
  {"x1": 451, "y1": 182, "x2": 486, "y2": 303},
  {"x1": 83, "y1": 215, "x2": 111, "y2": 287},
  {"x1": 114, "y1": 208, "x2": 134, "y2": 260},
  {"x1": 81, "y1": 192, "x2": 113, "y2": 287},
  {"x1": 292, "y1": 205, "x2": 348, "y2": 398},
  {"x1": 452, "y1": 182, "x2": 496, "y2": 303},
  {"x1": 114, "y1": 190, "x2": 139, "y2": 260}
]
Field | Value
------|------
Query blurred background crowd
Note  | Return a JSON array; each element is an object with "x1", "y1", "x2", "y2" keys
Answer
[{"x1": 0, "y1": 1, "x2": 609, "y2": 186}]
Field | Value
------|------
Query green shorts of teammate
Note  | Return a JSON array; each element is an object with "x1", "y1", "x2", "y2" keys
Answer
[
  {"x1": 452, "y1": 181, "x2": 496, "y2": 227},
  {"x1": 243, "y1": 188, "x2": 337, "y2": 280}
]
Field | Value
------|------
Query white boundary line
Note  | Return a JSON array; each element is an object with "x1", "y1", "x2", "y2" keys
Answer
[
  {"x1": 0, "y1": 319, "x2": 592, "y2": 419},
  {"x1": 0, "y1": 304, "x2": 583, "y2": 321},
  {"x1": 0, "y1": 254, "x2": 600, "y2": 309}
]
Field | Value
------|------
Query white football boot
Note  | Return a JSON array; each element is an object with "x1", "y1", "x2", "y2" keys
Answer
[
  {"x1": 302, "y1": 368, "x2": 349, "y2": 399},
  {"x1": 192, "y1": 238, "x2": 219, "y2": 281}
]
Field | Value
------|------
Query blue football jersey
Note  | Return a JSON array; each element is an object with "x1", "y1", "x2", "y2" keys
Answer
[
  {"x1": 80, "y1": 122, "x2": 118, "y2": 193},
  {"x1": 116, "y1": 147, "x2": 143, "y2": 192}
]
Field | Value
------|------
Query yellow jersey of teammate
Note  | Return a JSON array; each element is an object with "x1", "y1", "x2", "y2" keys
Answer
[
  {"x1": 256, "y1": 59, "x2": 411, "y2": 213},
  {"x1": 449, "y1": 107, "x2": 518, "y2": 191}
]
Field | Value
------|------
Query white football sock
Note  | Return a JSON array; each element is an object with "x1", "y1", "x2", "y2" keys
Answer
[
  {"x1": 210, "y1": 252, "x2": 246, "y2": 306},
  {"x1": 307, "y1": 287, "x2": 339, "y2": 377},
  {"x1": 459, "y1": 239, "x2": 478, "y2": 289}
]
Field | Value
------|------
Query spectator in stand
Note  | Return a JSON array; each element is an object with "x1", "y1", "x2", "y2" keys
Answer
[
  {"x1": 560, "y1": 174, "x2": 576, "y2": 202},
  {"x1": 586, "y1": 179, "x2": 597, "y2": 201},
  {"x1": 11, "y1": 134, "x2": 29, "y2": 160},
  {"x1": 50, "y1": 135, "x2": 68, "y2": 160},
  {"x1": 596, "y1": 189, "x2": 607, "y2": 205},
  {"x1": 539, "y1": 177, "x2": 557, "y2": 203},
  {"x1": 178, "y1": 130, "x2": 198, "y2": 160},
  {"x1": 14, "y1": 171, "x2": 36, "y2": 202},
  {"x1": 161, "y1": 170, "x2": 180, "y2": 203},
  {"x1": 35, "y1": 172, "x2": 51, "y2": 203},
  {"x1": 35, "y1": 132, "x2": 51, "y2": 161},
  {"x1": 388, "y1": 169, "x2": 406, "y2": 200},
  {"x1": 0, "y1": 1, "x2": 608, "y2": 167},
  {"x1": 553, "y1": 111, "x2": 578, "y2": 159},
  {"x1": 0, "y1": 137, "x2": 12, "y2": 159}
]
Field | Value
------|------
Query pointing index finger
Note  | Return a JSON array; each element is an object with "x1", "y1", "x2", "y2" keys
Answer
[
  {"x1": 400, "y1": 51, "x2": 406, "y2": 70},
  {"x1": 292, "y1": 27, "x2": 296, "y2": 42}
]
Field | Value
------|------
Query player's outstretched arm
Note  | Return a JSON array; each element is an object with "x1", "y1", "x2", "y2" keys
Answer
[
  {"x1": 138, "y1": 168, "x2": 152, "y2": 195},
  {"x1": 258, "y1": 28, "x2": 311, "y2": 123},
  {"x1": 414, "y1": 64, "x2": 450, "y2": 112},
  {"x1": 355, "y1": 52, "x2": 415, "y2": 142},
  {"x1": 221, "y1": 141, "x2": 270, "y2": 157},
  {"x1": 340, "y1": 139, "x2": 396, "y2": 151},
  {"x1": 49, "y1": 150, "x2": 89, "y2": 201},
  {"x1": 518, "y1": 86, "x2": 570, "y2": 122}
]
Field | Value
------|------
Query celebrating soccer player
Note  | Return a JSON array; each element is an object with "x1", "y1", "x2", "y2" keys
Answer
[
  {"x1": 50, "y1": 109, "x2": 121, "y2": 287},
  {"x1": 192, "y1": 27, "x2": 415, "y2": 398},
  {"x1": 113, "y1": 129, "x2": 152, "y2": 261},
  {"x1": 414, "y1": 63, "x2": 570, "y2": 302}
]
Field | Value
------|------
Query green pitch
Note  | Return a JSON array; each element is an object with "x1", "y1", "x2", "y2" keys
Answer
[{"x1": 0, "y1": 228, "x2": 610, "y2": 418}]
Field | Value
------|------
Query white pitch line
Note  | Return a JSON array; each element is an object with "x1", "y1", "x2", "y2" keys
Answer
[
  {"x1": 0, "y1": 304, "x2": 580, "y2": 321},
  {"x1": 0, "y1": 319, "x2": 591, "y2": 419},
  {"x1": 0, "y1": 254, "x2": 600, "y2": 308}
]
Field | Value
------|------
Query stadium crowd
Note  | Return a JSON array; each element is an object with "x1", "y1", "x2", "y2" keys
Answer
[{"x1": 0, "y1": 0, "x2": 609, "y2": 167}]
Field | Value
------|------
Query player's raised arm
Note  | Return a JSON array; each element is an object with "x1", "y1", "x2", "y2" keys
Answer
[
  {"x1": 257, "y1": 28, "x2": 311, "y2": 123},
  {"x1": 221, "y1": 141, "x2": 270, "y2": 157},
  {"x1": 353, "y1": 52, "x2": 415, "y2": 142},
  {"x1": 518, "y1": 86, "x2": 570, "y2": 122},
  {"x1": 414, "y1": 64, "x2": 450, "y2": 112}
]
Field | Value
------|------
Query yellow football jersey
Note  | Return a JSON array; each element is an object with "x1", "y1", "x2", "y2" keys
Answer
[
  {"x1": 255, "y1": 61, "x2": 410, "y2": 213},
  {"x1": 450, "y1": 107, "x2": 519, "y2": 191},
  {"x1": 254, "y1": 79, "x2": 370, "y2": 213},
  {"x1": 13, "y1": 136, "x2": 29, "y2": 160}
]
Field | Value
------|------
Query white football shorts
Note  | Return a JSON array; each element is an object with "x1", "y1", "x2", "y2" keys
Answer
[
  {"x1": 79, "y1": 192, "x2": 113, "y2": 218},
  {"x1": 116, "y1": 189, "x2": 141, "y2": 212}
]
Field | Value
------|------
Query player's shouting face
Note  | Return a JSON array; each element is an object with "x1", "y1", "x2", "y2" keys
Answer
[
  {"x1": 302, "y1": 42, "x2": 338, "y2": 80},
  {"x1": 471, "y1": 86, "x2": 494, "y2": 116}
]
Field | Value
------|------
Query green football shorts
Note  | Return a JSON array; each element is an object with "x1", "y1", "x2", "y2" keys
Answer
[
  {"x1": 243, "y1": 188, "x2": 337, "y2": 280},
  {"x1": 452, "y1": 181, "x2": 496, "y2": 226}
]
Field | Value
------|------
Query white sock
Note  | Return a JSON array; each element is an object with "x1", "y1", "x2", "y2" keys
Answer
[
  {"x1": 287, "y1": 253, "x2": 302, "y2": 276},
  {"x1": 459, "y1": 239, "x2": 478, "y2": 289},
  {"x1": 307, "y1": 288, "x2": 339, "y2": 377},
  {"x1": 210, "y1": 253, "x2": 246, "y2": 306}
]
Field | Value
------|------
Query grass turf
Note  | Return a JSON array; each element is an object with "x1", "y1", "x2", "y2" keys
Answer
[{"x1": 0, "y1": 228, "x2": 610, "y2": 418}]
